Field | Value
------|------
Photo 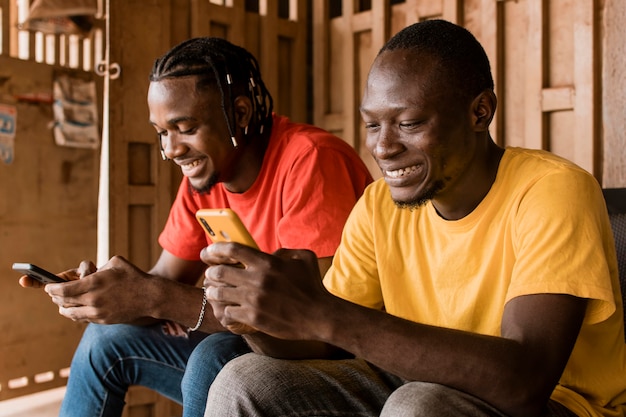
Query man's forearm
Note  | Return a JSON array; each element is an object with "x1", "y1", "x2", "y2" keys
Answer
[{"x1": 243, "y1": 332, "x2": 347, "y2": 359}]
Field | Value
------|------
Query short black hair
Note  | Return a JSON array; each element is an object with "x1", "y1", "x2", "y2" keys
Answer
[
  {"x1": 150, "y1": 37, "x2": 273, "y2": 140},
  {"x1": 380, "y1": 19, "x2": 494, "y2": 100}
]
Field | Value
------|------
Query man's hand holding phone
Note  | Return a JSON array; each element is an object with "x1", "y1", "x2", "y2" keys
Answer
[
  {"x1": 201, "y1": 243, "x2": 328, "y2": 341},
  {"x1": 196, "y1": 208, "x2": 260, "y2": 333},
  {"x1": 15, "y1": 261, "x2": 95, "y2": 288}
]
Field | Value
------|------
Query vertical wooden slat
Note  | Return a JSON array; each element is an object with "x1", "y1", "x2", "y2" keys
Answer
[
  {"x1": 442, "y1": 0, "x2": 463, "y2": 23},
  {"x1": 8, "y1": 0, "x2": 18, "y2": 57},
  {"x1": 479, "y1": 0, "x2": 503, "y2": 144},
  {"x1": 573, "y1": 0, "x2": 597, "y2": 176},
  {"x1": 312, "y1": 0, "x2": 329, "y2": 126},
  {"x1": 0, "y1": 0, "x2": 9, "y2": 54},
  {"x1": 27, "y1": 29, "x2": 36, "y2": 61},
  {"x1": 371, "y1": 0, "x2": 389, "y2": 52},
  {"x1": 258, "y1": 0, "x2": 307, "y2": 121},
  {"x1": 61, "y1": 34, "x2": 70, "y2": 67},
  {"x1": 107, "y1": 1, "x2": 187, "y2": 414},
  {"x1": 260, "y1": 0, "x2": 279, "y2": 110},
  {"x1": 75, "y1": 35, "x2": 84, "y2": 69},
  {"x1": 416, "y1": 0, "x2": 444, "y2": 19},
  {"x1": 289, "y1": 0, "x2": 307, "y2": 122},
  {"x1": 398, "y1": 0, "x2": 418, "y2": 28},
  {"x1": 230, "y1": 0, "x2": 245, "y2": 46},
  {"x1": 191, "y1": 0, "x2": 245, "y2": 46},
  {"x1": 341, "y1": 0, "x2": 357, "y2": 148},
  {"x1": 601, "y1": 0, "x2": 626, "y2": 187},
  {"x1": 524, "y1": 0, "x2": 547, "y2": 150},
  {"x1": 52, "y1": 33, "x2": 61, "y2": 65}
]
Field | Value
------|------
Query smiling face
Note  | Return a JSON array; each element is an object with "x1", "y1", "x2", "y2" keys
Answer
[
  {"x1": 360, "y1": 49, "x2": 481, "y2": 210},
  {"x1": 148, "y1": 76, "x2": 242, "y2": 193}
]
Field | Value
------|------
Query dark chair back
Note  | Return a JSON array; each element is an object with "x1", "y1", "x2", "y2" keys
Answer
[{"x1": 602, "y1": 188, "x2": 626, "y2": 338}]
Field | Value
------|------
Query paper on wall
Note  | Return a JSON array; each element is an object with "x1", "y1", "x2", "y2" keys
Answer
[{"x1": 53, "y1": 73, "x2": 100, "y2": 149}]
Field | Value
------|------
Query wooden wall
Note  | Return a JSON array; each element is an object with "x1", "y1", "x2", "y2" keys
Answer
[
  {"x1": 602, "y1": 0, "x2": 626, "y2": 187},
  {"x1": 0, "y1": 57, "x2": 95, "y2": 401},
  {"x1": 1, "y1": 0, "x2": 624, "y2": 415},
  {"x1": 106, "y1": 1, "x2": 309, "y2": 415},
  {"x1": 313, "y1": 0, "x2": 624, "y2": 186},
  {"x1": 0, "y1": 0, "x2": 103, "y2": 402}
]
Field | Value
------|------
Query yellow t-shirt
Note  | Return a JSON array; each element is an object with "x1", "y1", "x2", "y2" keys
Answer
[{"x1": 324, "y1": 147, "x2": 626, "y2": 417}]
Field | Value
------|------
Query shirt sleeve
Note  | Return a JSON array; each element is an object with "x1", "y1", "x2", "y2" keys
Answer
[
  {"x1": 277, "y1": 143, "x2": 372, "y2": 258},
  {"x1": 323, "y1": 182, "x2": 385, "y2": 310},
  {"x1": 508, "y1": 170, "x2": 617, "y2": 324}
]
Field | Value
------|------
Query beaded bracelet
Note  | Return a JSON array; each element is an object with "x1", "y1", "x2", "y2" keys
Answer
[{"x1": 188, "y1": 287, "x2": 207, "y2": 332}]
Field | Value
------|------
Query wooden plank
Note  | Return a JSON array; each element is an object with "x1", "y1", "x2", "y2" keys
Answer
[
  {"x1": 0, "y1": 0, "x2": 9, "y2": 54},
  {"x1": 52, "y1": 33, "x2": 61, "y2": 66},
  {"x1": 524, "y1": 0, "x2": 547, "y2": 150},
  {"x1": 288, "y1": 0, "x2": 307, "y2": 122},
  {"x1": 0, "y1": 332, "x2": 82, "y2": 400},
  {"x1": 418, "y1": 0, "x2": 445, "y2": 18},
  {"x1": 312, "y1": 0, "x2": 328, "y2": 126},
  {"x1": 342, "y1": 0, "x2": 357, "y2": 147},
  {"x1": 541, "y1": 86, "x2": 575, "y2": 112},
  {"x1": 499, "y1": 0, "x2": 526, "y2": 147},
  {"x1": 128, "y1": 185, "x2": 158, "y2": 205},
  {"x1": 352, "y1": 10, "x2": 372, "y2": 32},
  {"x1": 572, "y1": 0, "x2": 596, "y2": 176},
  {"x1": 442, "y1": 0, "x2": 462, "y2": 23},
  {"x1": 601, "y1": 0, "x2": 626, "y2": 187},
  {"x1": 192, "y1": 0, "x2": 245, "y2": 43},
  {"x1": 169, "y1": 0, "x2": 192, "y2": 47},
  {"x1": 0, "y1": 56, "x2": 97, "y2": 402},
  {"x1": 276, "y1": 19, "x2": 299, "y2": 36},
  {"x1": 391, "y1": 0, "x2": 420, "y2": 35},
  {"x1": 260, "y1": 0, "x2": 279, "y2": 111},
  {"x1": 477, "y1": 0, "x2": 502, "y2": 144},
  {"x1": 371, "y1": 0, "x2": 389, "y2": 52},
  {"x1": 321, "y1": 112, "x2": 346, "y2": 132},
  {"x1": 544, "y1": 0, "x2": 575, "y2": 164},
  {"x1": 27, "y1": 30, "x2": 36, "y2": 61},
  {"x1": 230, "y1": 0, "x2": 245, "y2": 46}
]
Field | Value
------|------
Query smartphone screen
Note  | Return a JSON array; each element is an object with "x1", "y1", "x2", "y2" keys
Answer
[{"x1": 12, "y1": 262, "x2": 67, "y2": 284}]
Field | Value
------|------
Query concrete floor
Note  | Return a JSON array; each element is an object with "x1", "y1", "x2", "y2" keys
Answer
[{"x1": 0, "y1": 387, "x2": 65, "y2": 417}]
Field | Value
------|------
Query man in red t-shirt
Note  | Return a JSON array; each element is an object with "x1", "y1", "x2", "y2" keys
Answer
[{"x1": 20, "y1": 38, "x2": 372, "y2": 417}]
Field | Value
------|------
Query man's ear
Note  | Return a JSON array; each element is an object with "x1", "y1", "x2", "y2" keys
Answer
[
  {"x1": 471, "y1": 89, "x2": 497, "y2": 132},
  {"x1": 233, "y1": 96, "x2": 253, "y2": 130}
]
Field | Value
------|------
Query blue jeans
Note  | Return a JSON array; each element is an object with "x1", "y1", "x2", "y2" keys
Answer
[{"x1": 59, "y1": 323, "x2": 251, "y2": 417}]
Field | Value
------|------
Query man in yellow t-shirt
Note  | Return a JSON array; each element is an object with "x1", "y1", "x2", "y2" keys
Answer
[{"x1": 200, "y1": 19, "x2": 626, "y2": 417}]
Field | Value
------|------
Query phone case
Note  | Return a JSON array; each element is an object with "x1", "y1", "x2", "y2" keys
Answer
[
  {"x1": 195, "y1": 208, "x2": 259, "y2": 250},
  {"x1": 12, "y1": 262, "x2": 67, "y2": 284}
]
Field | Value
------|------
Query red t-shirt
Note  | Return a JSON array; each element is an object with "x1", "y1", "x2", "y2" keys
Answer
[{"x1": 158, "y1": 114, "x2": 373, "y2": 260}]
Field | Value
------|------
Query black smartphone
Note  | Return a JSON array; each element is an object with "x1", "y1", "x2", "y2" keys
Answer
[{"x1": 12, "y1": 262, "x2": 67, "y2": 284}]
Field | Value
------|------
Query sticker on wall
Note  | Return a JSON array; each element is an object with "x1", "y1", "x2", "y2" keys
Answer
[
  {"x1": 0, "y1": 104, "x2": 17, "y2": 165},
  {"x1": 52, "y1": 72, "x2": 100, "y2": 149}
]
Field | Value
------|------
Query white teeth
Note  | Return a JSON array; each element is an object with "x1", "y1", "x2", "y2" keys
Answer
[
  {"x1": 386, "y1": 165, "x2": 418, "y2": 179},
  {"x1": 183, "y1": 160, "x2": 200, "y2": 169}
]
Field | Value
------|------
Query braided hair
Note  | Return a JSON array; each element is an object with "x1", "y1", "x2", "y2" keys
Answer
[{"x1": 150, "y1": 37, "x2": 274, "y2": 147}]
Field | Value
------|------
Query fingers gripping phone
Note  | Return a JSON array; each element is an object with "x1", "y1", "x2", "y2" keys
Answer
[
  {"x1": 195, "y1": 209, "x2": 259, "y2": 333},
  {"x1": 12, "y1": 262, "x2": 68, "y2": 284},
  {"x1": 195, "y1": 208, "x2": 259, "y2": 250}
]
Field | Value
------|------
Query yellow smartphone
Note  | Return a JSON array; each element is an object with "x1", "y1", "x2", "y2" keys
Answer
[{"x1": 195, "y1": 208, "x2": 259, "y2": 250}]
